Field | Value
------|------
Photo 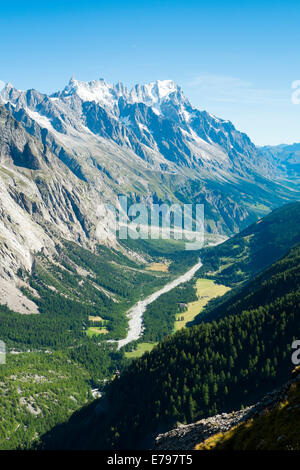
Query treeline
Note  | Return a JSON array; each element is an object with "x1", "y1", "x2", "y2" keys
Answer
[{"x1": 40, "y1": 243, "x2": 300, "y2": 449}]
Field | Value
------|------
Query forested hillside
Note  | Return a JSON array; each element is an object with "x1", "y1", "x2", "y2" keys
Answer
[
  {"x1": 0, "y1": 344, "x2": 124, "y2": 449},
  {"x1": 198, "y1": 201, "x2": 300, "y2": 286},
  {"x1": 195, "y1": 368, "x2": 300, "y2": 450},
  {"x1": 0, "y1": 240, "x2": 185, "y2": 351},
  {"x1": 0, "y1": 237, "x2": 199, "y2": 449},
  {"x1": 194, "y1": 240, "x2": 300, "y2": 324},
  {"x1": 39, "y1": 242, "x2": 300, "y2": 449}
]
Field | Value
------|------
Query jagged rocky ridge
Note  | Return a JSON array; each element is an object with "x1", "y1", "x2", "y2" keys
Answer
[
  {"x1": 0, "y1": 78, "x2": 277, "y2": 175},
  {"x1": 0, "y1": 78, "x2": 299, "y2": 311}
]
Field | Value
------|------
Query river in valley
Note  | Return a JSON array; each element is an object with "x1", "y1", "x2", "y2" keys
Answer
[{"x1": 117, "y1": 260, "x2": 202, "y2": 349}]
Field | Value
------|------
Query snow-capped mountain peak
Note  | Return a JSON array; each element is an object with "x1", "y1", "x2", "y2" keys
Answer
[
  {"x1": 54, "y1": 77, "x2": 184, "y2": 116},
  {"x1": 58, "y1": 77, "x2": 127, "y2": 112},
  {"x1": 0, "y1": 76, "x2": 273, "y2": 181},
  {"x1": 0, "y1": 73, "x2": 294, "y2": 295},
  {"x1": 0, "y1": 82, "x2": 18, "y2": 103},
  {"x1": 130, "y1": 79, "x2": 179, "y2": 104},
  {"x1": 131, "y1": 80, "x2": 188, "y2": 110}
]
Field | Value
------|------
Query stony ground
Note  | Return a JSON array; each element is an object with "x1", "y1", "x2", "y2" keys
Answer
[{"x1": 154, "y1": 369, "x2": 300, "y2": 450}]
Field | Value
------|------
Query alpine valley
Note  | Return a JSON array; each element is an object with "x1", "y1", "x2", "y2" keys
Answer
[{"x1": 0, "y1": 77, "x2": 299, "y2": 450}]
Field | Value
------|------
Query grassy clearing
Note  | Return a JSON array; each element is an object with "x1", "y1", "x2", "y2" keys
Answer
[
  {"x1": 88, "y1": 315, "x2": 103, "y2": 322},
  {"x1": 145, "y1": 262, "x2": 169, "y2": 273},
  {"x1": 125, "y1": 342, "x2": 158, "y2": 359},
  {"x1": 174, "y1": 278, "x2": 230, "y2": 330},
  {"x1": 86, "y1": 326, "x2": 109, "y2": 337}
]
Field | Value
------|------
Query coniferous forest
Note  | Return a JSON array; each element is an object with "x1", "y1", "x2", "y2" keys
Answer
[
  {"x1": 2, "y1": 2, "x2": 300, "y2": 454},
  {"x1": 39, "y1": 241, "x2": 300, "y2": 450}
]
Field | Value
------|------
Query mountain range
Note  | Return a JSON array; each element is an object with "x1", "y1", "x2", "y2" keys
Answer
[
  {"x1": 0, "y1": 76, "x2": 299, "y2": 451},
  {"x1": 0, "y1": 77, "x2": 299, "y2": 309}
]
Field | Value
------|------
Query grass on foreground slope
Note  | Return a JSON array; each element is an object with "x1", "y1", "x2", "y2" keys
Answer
[
  {"x1": 195, "y1": 368, "x2": 300, "y2": 450},
  {"x1": 175, "y1": 278, "x2": 230, "y2": 331}
]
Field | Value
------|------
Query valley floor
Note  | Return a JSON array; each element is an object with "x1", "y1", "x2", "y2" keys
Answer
[
  {"x1": 116, "y1": 260, "x2": 203, "y2": 349},
  {"x1": 174, "y1": 278, "x2": 230, "y2": 330}
]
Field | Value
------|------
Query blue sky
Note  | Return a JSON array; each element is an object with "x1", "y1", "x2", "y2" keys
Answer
[{"x1": 0, "y1": 0, "x2": 299, "y2": 145}]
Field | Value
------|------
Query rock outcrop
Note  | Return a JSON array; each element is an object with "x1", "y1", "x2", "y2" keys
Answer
[{"x1": 154, "y1": 368, "x2": 300, "y2": 450}]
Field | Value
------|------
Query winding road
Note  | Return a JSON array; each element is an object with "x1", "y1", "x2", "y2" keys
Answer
[{"x1": 117, "y1": 260, "x2": 202, "y2": 349}]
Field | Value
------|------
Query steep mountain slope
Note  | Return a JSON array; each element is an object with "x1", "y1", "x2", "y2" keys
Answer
[
  {"x1": 39, "y1": 241, "x2": 300, "y2": 450},
  {"x1": 0, "y1": 104, "x2": 129, "y2": 312},
  {"x1": 158, "y1": 201, "x2": 300, "y2": 330},
  {"x1": 0, "y1": 102, "x2": 185, "y2": 314},
  {"x1": 194, "y1": 220, "x2": 300, "y2": 325},
  {"x1": 1, "y1": 78, "x2": 299, "y2": 312},
  {"x1": 197, "y1": 201, "x2": 300, "y2": 287},
  {"x1": 155, "y1": 367, "x2": 300, "y2": 450},
  {"x1": 1, "y1": 78, "x2": 299, "y2": 242},
  {"x1": 1, "y1": 77, "x2": 266, "y2": 173}
]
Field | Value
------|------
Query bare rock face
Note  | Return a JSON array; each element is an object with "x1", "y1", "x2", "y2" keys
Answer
[
  {"x1": 2, "y1": 78, "x2": 299, "y2": 242},
  {"x1": 0, "y1": 106, "x2": 120, "y2": 311},
  {"x1": 0, "y1": 77, "x2": 299, "y2": 312},
  {"x1": 0, "y1": 279, "x2": 39, "y2": 314}
]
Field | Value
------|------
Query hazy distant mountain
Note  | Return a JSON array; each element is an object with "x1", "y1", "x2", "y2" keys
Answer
[{"x1": 260, "y1": 142, "x2": 300, "y2": 182}]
